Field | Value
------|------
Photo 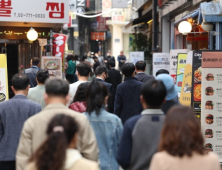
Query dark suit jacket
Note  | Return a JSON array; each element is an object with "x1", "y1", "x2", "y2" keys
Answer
[
  {"x1": 114, "y1": 77, "x2": 143, "y2": 124},
  {"x1": 106, "y1": 69, "x2": 122, "y2": 90},
  {"x1": 0, "y1": 95, "x2": 41, "y2": 161},
  {"x1": 96, "y1": 78, "x2": 115, "y2": 113},
  {"x1": 134, "y1": 72, "x2": 154, "y2": 83}
]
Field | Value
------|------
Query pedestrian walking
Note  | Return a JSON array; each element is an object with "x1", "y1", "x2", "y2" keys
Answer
[
  {"x1": 68, "y1": 62, "x2": 91, "y2": 106},
  {"x1": 0, "y1": 73, "x2": 41, "y2": 170},
  {"x1": 135, "y1": 61, "x2": 154, "y2": 83},
  {"x1": 156, "y1": 74, "x2": 179, "y2": 114},
  {"x1": 150, "y1": 106, "x2": 220, "y2": 170},
  {"x1": 97, "y1": 51, "x2": 105, "y2": 67},
  {"x1": 24, "y1": 57, "x2": 40, "y2": 88},
  {"x1": 26, "y1": 114, "x2": 99, "y2": 170},
  {"x1": 117, "y1": 51, "x2": 126, "y2": 71},
  {"x1": 84, "y1": 80, "x2": 123, "y2": 170},
  {"x1": 114, "y1": 63, "x2": 143, "y2": 124},
  {"x1": 16, "y1": 78, "x2": 98, "y2": 170},
  {"x1": 117, "y1": 79, "x2": 166, "y2": 170},
  {"x1": 93, "y1": 56, "x2": 100, "y2": 72},
  {"x1": 104, "y1": 50, "x2": 115, "y2": 70},
  {"x1": 27, "y1": 69, "x2": 49, "y2": 109},
  {"x1": 65, "y1": 55, "x2": 76, "y2": 84},
  {"x1": 69, "y1": 82, "x2": 89, "y2": 113}
]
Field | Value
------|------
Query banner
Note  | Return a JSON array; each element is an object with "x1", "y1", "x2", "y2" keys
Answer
[
  {"x1": 179, "y1": 51, "x2": 193, "y2": 106},
  {"x1": 0, "y1": 54, "x2": 8, "y2": 102},
  {"x1": 201, "y1": 51, "x2": 222, "y2": 162},
  {"x1": 129, "y1": 52, "x2": 144, "y2": 65},
  {"x1": 153, "y1": 53, "x2": 170, "y2": 77},
  {"x1": 170, "y1": 49, "x2": 188, "y2": 84},
  {"x1": 176, "y1": 53, "x2": 188, "y2": 97},
  {"x1": 53, "y1": 34, "x2": 67, "y2": 58},
  {"x1": 102, "y1": 0, "x2": 112, "y2": 17},
  {"x1": 42, "y1": 56, "x2": 62, "y2": 78},
  {"x1": 0, "y1": 0, "x2": 69, "y2": 23},
  {"x1": 191, "y1": 50, "x2": 202, "y2": 122}
]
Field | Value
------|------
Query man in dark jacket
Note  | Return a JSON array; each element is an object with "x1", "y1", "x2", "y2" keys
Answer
[
  {"x1": 134, "y1": 61, "x2": 154, "y2": 83},
  {"x1": 95, "y1": 66, "x2": 115, "y2": 113},
  {"x1": 0, "y1": 74, "x2": 41, "y2": 170},
  {"x1": 104, "y1": 50, "x2": 115, "y2": 70},
  {"x1": 93, "y1": 56, "x2": 100, "y2": 72},
  {"x1": 114, "y1": 63, "x2": 143, "y2": 124},
  {"x1": 24, "y1": 57, "x2": 40, "y2": 88}
]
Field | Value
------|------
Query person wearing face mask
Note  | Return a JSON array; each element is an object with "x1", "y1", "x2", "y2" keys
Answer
[
  {"x1": 95, "y1": 66, "x2": 115, "y2": 113},
  {"x1": 104, "y1": 50, "x2": 115, "y2": 70}
]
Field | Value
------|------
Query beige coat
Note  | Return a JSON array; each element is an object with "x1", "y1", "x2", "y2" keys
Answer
[
  {"x1": 16, "y1": 103, "x2": 99, "y2": 170},
  {"x1": 149, "y1": 151, "x2": 220, "y2": 170},
  {"x1": 25, "y1": 149, "x2": 99, "y2": 170}
]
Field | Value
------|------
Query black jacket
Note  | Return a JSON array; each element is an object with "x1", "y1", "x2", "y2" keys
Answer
[
  {"x1": 134, "y1": 72, "x2": 154, "y2": 83},
  {"x1": 104, "y1": 56, "x2": 115, "y2": 70},
  {"x1": 106, "y1": 69, "x2": 122, "y2": 89}
]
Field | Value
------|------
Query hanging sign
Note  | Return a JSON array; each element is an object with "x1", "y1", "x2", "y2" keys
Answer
[
  {"x1": 153, "y1": 53, "x2": 170, "y2": 77},
  {"x1": 201, "y1": 51, "x2": 222, "y2": 162},
  {"x1": 53, "y1": 33, "x2": 67, "y2": 58},
  {"x1": 102, "y1": 0, "x2": 112, "y2": 17},
  {"x1": 0, "y1": 0, "x2": 69, "y2": 23},
  {"x1": 0, "y1": 54, "x2": 8, "y2": 102}
]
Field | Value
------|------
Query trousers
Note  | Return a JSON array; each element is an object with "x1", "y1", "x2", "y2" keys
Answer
[{"x1": 0, "y1": 161, "x2": 15, "y2": 170}]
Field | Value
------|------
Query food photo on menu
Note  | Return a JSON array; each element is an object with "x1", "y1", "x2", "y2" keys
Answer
[
  {"x1": 0, "y1": 93, "x2": 6, "y2": 102},
  {"x1": 205, "y1": 87, "x2": 214, "y2": 96},
  {"x1": 194, "y1": 66, "x2": 202, "y2": 83},
  {"x1": 194, "y1": 84, "x2": 201, "y2": 101},
  {"x1": 205, "y1": 143, "x2": 213, "y2": 152},
  {"x1": 205, "y1": 129, "x2": 213, "y2": 138},
  {"x1": 206, "y1": 73, "x2": 214, "y2": 81},
  {"x1": 205, "y1": 114, "x2": 214, "y2": 124},
  {"x1": 42, "y1": 57, "x2": 62, "y2": 78},
  {"x1": 205, "y1": 101, "x2": 214, "y2": 110}
]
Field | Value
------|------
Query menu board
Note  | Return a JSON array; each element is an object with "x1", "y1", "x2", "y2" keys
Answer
[
  {"x1": 201, "y1": 52, "x2": 222, "y2": 161},
  {"x1": 42, "y1": 57, "x2": 62, "y2": 78},
  {"x1": 170, "y1": 49, "x2": 188, "y2": 84},
  {"x1": 0, "y1": 54, "x2": 8, "y2": 102},
  {"x1": 153, "y1": 53, "x2": 170, "y2": 77},
  {"x1": 176, "y1": 53, "x2": 188, "y2": 97},
  {"x1": 179, "y1": 51, "x2": 193, "y2": 106},
  {"x1": 191, "y1": 51, "x2": 203, "y2": 122}
]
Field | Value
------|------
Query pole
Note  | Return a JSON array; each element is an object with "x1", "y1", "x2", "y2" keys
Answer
[{"x1": 152, "y1": 0, "x2": 158, "y2": 51}]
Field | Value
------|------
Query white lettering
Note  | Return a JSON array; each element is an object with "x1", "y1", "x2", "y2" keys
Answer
[{"x1": 77, "y1": 0, "x2": 85, "y2": 6}]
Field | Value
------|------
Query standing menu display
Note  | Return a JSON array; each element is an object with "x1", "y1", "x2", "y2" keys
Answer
[
  {"x1": 201, "y1": 52, "x2": 222, "y2": 161},
  {"x1": 42, "y1": 57, "x2": 62, "y2": 78},
  {"x1": 0, "y1": 54, "x2": 8, "y2": 102},
  {"x1": 191, "y1": 51, "x2": 202, "y2": 122}
]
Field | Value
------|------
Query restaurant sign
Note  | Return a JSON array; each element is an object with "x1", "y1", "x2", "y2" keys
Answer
[{"x1": 0, "y1": 0, "x2": 69, "y2": 23}]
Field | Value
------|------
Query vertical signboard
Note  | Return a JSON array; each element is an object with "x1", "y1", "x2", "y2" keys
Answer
[
  {"x1": 102, "y1": 0, "x2": 112, "y2": 17},
  {"x1": 191, "y1": 50, "x2": 202, "y2": 122},
  {"x1": 170, "y1": 49, "x2": 188, "y2": 84},
  {"x1": 153, "y1": 53, "x2": 170, "y2": 77},
  {"x1": 176, "y1": 53, "x2": 188, "y2": 97},
  {"x1": 0, "y1": 54, "x2": 8, "y2": 102},
  {"x1": 179, "y1": 51, "x2": 193, "y2": 106},
  {"x1": 201, "y1": 51, "x2": 222, "y2": 161}
]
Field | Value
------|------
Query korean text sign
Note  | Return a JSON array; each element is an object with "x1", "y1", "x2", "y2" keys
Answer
[
  {"x1": 0, "y1": 54, "x2": 8, "y2": 102},
  {"x1": 129, "y1": 52, "x2": 144, "y2": 65},
  {"x1": 0, "y1": 0, "x2": 69, "y2": 23},
  {"x1": 153, "y1": 53, "x2": 170, "y2": 77}
]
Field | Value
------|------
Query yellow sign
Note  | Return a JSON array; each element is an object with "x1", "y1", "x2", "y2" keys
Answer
[
  {"x1": 180, "y1": 63, "x2": 192, "y2": 106},
  {"x1": 0, "y1": 54, "x2": 8, "y2": 102}
]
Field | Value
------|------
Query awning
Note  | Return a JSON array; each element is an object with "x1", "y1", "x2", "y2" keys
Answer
[
  {"x1": 198, "y1": 2, "x2": 222, "y2": 24},
  {"x1": 125, "y1": 11, "x2": 152, "y2": 29},
  {"x1": 174, "y1": 8, "x2": 200, "y2": 26}
]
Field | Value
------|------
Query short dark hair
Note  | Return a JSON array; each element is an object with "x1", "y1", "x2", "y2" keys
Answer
[
  {"x1": 12, "y1": 73, "x2": 30, "y2": 90},
  {"x1": 141, "y1": 79, "x2": 166, "y2": 108},
  {"x1": 156, "y1": 69, "x2": 169, "y2": 77},
  {"x1": 135, "y1": 61, "x2": 146, "y2": 71},
  {"x1": 32, "y1": 57, "x2": 40, "y2": 66},
  {"x1": 45, "y1": 78, "x2": 69, "y2": 97},
  {"x1": 72, "y1": 82, "x2": 90, "y2": 103},
  {"x1": 122, "y1": 63, "x2": 135, "y2": 77},
  {"x1": 76, "y1": 62, "x2": 91, "y2": 77},
  {"x1": 159, "y1": 106, "x2": 206, "y2": 157},
  {"x1": 66, "y1": 55, "x2": 74, "y2": 62},
  {"x1": 95, "y1": 66, "x2": 108, "y2": 76},
  {"x1": 36, "y1": 69, "x2": 49, "y2": 84},
  {"x1": 109, "y1": 60, "x2": 115, "y2": 68}
]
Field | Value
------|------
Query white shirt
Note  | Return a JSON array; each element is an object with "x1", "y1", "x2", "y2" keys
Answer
[{"x1": 68, "y1": 81, "x2": 88, "y2": 106}]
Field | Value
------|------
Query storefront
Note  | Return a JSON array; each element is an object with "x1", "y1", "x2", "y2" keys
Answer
[{"x1": 0, "y1": 0, "x2": 69, "y2": 98}]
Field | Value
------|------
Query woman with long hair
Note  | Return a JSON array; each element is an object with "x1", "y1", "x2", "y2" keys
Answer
[
  {"x1": 84, "y1": 79, "x2": 123, "y2": 170},
  {"x1": 69, "y1": 82, "x2": 89, "y2": 113},
  {"x1": 26, "y1": 114, "x2": 99, "y2": 170},
  {"x1": 149, "y1": 106, "x2": 220, "y2": 170}
]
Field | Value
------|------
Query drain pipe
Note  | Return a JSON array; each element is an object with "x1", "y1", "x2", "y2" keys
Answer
[{"x1": 152, "y1": 0, "x2": 158, "y2": 52}]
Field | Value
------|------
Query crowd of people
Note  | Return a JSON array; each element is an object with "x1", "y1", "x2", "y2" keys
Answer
[{"x1": 0, "y1": 53, "x2": 221, "y2": 170}]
